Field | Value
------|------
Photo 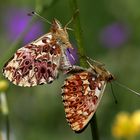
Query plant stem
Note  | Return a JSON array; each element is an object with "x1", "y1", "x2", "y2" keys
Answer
[
  {"x1": 69, "y1": 0, "x2": 99, "y2": 140},
  {"x1": 5, "y1": 114, "x2": 10, "y2": 140},
  {"x1": 0, "y1": 92, "x2": 10, "y2": 140},
  {"x1": 90, "y1": 115, "x2": 99, "y2": 140},
  {"x1": 69, "y1": 0, "x2": 87, "y2": 67}
]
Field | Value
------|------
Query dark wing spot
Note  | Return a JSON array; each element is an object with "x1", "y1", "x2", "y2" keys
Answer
[
  {"x1": 42, "y1": 45, "x2": 50, "y2": 52},
  {"x1": 25, "y1": 60, "x2": 30, "y2": 65},
  {"x1": 40, "y1": 67, "x2": 46, "y2": 73},
  {"x1": 39, "y1": 83, "x2": 44, "y2": 85},
  {"x1": 47, "y1": 80, "x2": 53, "y2": 84},
  {"x1": 29, "y1": 65, "x2": 33, "y2": 70},
  {"x1": 23, "y1": 56, "x2": 26, "y2": 59}
]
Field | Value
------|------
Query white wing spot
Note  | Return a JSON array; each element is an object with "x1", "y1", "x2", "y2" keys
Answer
[
  {"x1": 92, "y1": 77, "x2": 95, "y2": 81},
  {"x1": 52, "y1": 46, "x2": 56, "y2": 49},
  {"x1": 95, "y1": 88, "x2": 101, "y2": 97},
  {"x1": 82, "y1": 112, "x2": 88, "y2": 116}
]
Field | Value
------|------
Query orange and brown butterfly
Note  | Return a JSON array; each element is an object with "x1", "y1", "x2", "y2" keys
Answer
[
  {"x1": 3, "y1": 13, "x2": 75, "y2": 87},
  {"x1": 61, "y1": 57, "x2": 115, "y2": 132}
]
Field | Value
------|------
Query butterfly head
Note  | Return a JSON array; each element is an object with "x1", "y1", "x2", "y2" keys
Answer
[
  {"x1": 51, "y1": 19, "x2": 73, "y2": 49},
  {"x1": 51, "y1": 19, "x2": 63, "y2": 30},
  {"x1": 51, "y1": 19, "x2": 68, "y2": 37}
]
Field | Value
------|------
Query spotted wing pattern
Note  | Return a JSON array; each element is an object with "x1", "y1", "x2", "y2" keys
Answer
[
  {"x1": 3, "y1": 33, "x2": 62, "y2": 87},
  {"x1": 62, "y1": 71, "x2": 106, "y2": 132}
]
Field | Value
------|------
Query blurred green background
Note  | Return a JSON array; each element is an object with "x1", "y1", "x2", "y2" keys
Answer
[{"x1": 0, "y1": 0, "x2": 140, "y2": 140}]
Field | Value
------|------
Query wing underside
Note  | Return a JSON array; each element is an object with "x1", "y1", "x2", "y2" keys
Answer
[
  {"x1": 3, "y1": 33, "x2": 61, "y2": 87},
  {"x1": 62, "y1": 71, "x2": 106, "y2": 132}
]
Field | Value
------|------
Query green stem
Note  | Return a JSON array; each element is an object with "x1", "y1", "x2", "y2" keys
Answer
[
  {"x1": 69, "y1": 0, "x2": 99, "y2": 140},
  {"x1": 5, "y1": 114, "x2": 10, "y2": 140},
  {"x1": 90, "y1": 115, "x2": 99, "y2": 140},
  {"x1": 0, "y1": 92, "x2": 10, "y2": 140},
  {"x1": 69, "y1": 0, "x2": 87, "y2": 67}
]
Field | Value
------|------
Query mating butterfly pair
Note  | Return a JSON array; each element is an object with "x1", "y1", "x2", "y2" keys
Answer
[{"x1": 3, "y1": 18, "x2": 114, "y2": 132}]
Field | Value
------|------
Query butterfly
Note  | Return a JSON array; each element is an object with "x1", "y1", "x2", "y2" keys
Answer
[
  {"x1": 61, "y1": 57, "x2": 115, "y2": 132},
  {"x1": 3, "y1": 19, "x2": 75, "y2": 87}
]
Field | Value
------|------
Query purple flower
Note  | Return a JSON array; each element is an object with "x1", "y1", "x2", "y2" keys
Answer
[
  {"x1": 99, "y1": 23, "x2": 130, "y2": 48},
  {"x1": 4, "y1": 8, "x2": 44, "y2": 44},
  {"x1": 66, "y1": 47, "x2": 78, "y2": 65}
]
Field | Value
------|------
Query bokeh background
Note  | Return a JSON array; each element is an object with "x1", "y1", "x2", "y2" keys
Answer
[{"x1": 0, "y1": 0, "x2": 140, "y2": 140}]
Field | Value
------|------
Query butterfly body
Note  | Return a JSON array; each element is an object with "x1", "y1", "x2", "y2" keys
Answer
[
  {"x1": 62, "y1": 60, "x2": 114, "y2": 132},
  {"x1": 3, "y1": 19, "x2": 73, "y2": 87}
]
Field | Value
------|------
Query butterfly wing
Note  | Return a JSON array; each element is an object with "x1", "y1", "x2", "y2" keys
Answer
[
  {"x1": 61, "y1": 71, "x2": 106, "y2": 132},
  {"x1": 3, "y1": 33, "x2": 62, "y2": 87}
]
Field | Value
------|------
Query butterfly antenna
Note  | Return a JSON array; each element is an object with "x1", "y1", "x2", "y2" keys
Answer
[
  {"x1": 86, "y1": 59, "x2": 95, "y2": 69},
  {"x1": 28, "y1": 11, "x2": 52, "y2": 25},
  {"x1": 114, "y1": 81, "x2": 140, "y2": 96},
  {"x1": 86, "y1": 56, "x2": 104, "y2": 66},
  {"x1": 110, "y1": 83, "x2": 118, "y2": 104},
  {"x1": 64, "y1": 9, "x2": 79, "y2": 29}
]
